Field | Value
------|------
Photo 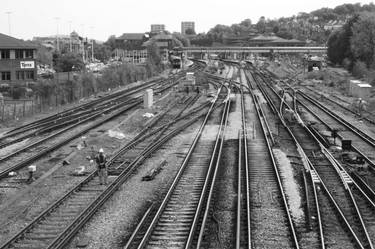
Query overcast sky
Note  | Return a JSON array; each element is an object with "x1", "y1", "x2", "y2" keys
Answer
[{"x1": 1, "y1": 0, "x2": 373, "y2": 41}]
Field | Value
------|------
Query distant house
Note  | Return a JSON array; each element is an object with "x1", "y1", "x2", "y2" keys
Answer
[
  {"x1": 116, "y1": 33, "x2": 146, "y2": 50},
  {"x1": 323, "y1": 20, "x2": 345, "y2": 31},
  {"x1": 0, "y1": 33, "x2": 38, "y2": 86}
]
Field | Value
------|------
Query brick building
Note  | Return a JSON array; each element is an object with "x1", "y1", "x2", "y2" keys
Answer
[{"x1": 0, "y1": 33, "x2": 37, "y2": 86}]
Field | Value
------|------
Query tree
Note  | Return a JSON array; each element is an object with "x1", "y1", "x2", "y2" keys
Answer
[
  {"x1": 327, "y1": 29, "x2": 346, "y2": 64},
  {"x1": 207, "y1": 24, "x2": 232, "y2": 42},
  {"x1": 93, "y1": 42, "x2": 112, "y2": 62},
  {"x1": 172, "y1": 33, "x2": 190, "y2": 47},
  {"x1": 104, "y1": 35, "x2": 117, "y2": 51},
  {"x1": 311, "y1": 8, "x2": 337, "y2": 21},
  {"x1": 185, "y1": 28, "x2": 196, "y2": 35},
  {"x1": 36, "y1": 45, "x2": 53, "y2": 66},
  {"x1": 240, "y1": 18, "x2": 252, "y2": 28},
  {"x1": 273, "y1": 26, "x2": 280, "y2": 34},
  {"x1": 351, "y1": 12, "x2": 375, "y2": 68},
  {"x1": 326, "y1": 14, "x2": 358, "y2": 67},
  {"x1": 256, "y1": 16, "x2": 266, "y2": 33},
  {"x1": 146, "y1": 41, "x2": 161, "y2": 67},
  {"x1": 276, "y1": 29, "x2": 293, "y2": 39},
  {"x1": 191, "y1": 33, "x2": 213, "y2": 46},
  {"x1": 53, "y1": 52, "x2": 84, "y2": 72}
]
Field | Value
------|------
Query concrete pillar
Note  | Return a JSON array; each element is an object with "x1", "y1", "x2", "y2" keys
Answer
[{"x1": 143, "y1": 89, "x2": 153, "y2": 109}]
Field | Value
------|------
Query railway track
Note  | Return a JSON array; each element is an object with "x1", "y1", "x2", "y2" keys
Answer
[
  {"x1": 1, "y1": 77, "x2": 166, "y2": 143},
  {"x1": 0, "y1": 86, "x2": 211, "y2": 249},
  {"x1": 0, "y1": 75, "x2": 186, "y2": 182},
  {"x1": 236, "y1": 70, "x2": 299, "y2": 249},
  {"x1": 301, "y1": 85, "x2": 375, "y2": 125},
  {"x1": 0, "y1": 68, "x2": 191, "y2": 149},
  {"x1": 123, "y1": 83, "x2": 230, "y2": 249},
  {"x1": 248, "y1": 65, "x2": 375, "y2": 248},
  {"x1": 296, "y1": 91, "x2": 375, "y2": 166}
]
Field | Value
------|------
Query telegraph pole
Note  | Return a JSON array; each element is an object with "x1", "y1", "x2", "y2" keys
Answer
[
  {"x1": 54, "y1": 17, "x2": 60, "y2": 52},
  {"x1": 90, "y1": 26, "x2": 94, "y2": 62},
  {"x1": 80, "y1": 24, "x2": 85, "y2": 62},
  {"x1": 69, "y1": 20, "x2": 72, "y2": 52},
  {"x1": 5, "y1": 11, "x2": 12, "y2": 35}
]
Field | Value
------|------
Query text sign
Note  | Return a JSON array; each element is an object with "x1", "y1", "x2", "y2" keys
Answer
[{"x1": 20, "y1": 61, "x2": 35, "y2": 69}]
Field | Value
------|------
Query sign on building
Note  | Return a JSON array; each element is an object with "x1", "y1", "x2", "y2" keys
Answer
[{"x1": 20, "y1": 61, "x2": 35, "y2": 69}]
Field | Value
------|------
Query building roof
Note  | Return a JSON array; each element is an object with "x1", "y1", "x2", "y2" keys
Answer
[
  {"x1": 142, "y1": 40, "x2": 151, "y2": 47},
  {"x1": 270, "y1": 38, "x2": 305, "y2": 44},
  {"x1": 251, "y1": 35, "x2": 280, "y2": 41},
  {"x1": 0, "y1": 33, "x2": 37, "y2": 49},
  {"x1": 152, "y1": 33, "x2": 173, "y2": 40},
  {"x1": 117, "y1": 33, "x2": 145, "y2": 40}
]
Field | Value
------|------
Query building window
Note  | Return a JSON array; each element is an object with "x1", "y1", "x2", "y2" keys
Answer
[
  {"x1": 25, "y1": 71, "x2": 34, "y2": 79},
  {"x1": 1, "y1": 72, "x2": 11, "y2": 81},
  {"x1": 16, "y1": 71, "x2": 25, "y2": 80},
  {"x1": 15, "y1": 49, "x2": 24, "y2": 59},
  {"x1": 25, "y1": 50, "x2": 34, "y2": 59},
  {"x1": 0, "y1": 50, "x2": 10, "y2": 59},
  {"x1": 16, "y1": 71, "x2": 34, "y2": 80}
]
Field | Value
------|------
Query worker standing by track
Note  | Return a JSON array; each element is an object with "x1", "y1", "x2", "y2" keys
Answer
[{"x1": 95, "y1": 148, "x2": 108, "y2": 185}]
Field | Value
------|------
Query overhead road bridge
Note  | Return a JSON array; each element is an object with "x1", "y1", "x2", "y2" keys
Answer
[{"x1": 181, "y1": 46, "x2": 327, "y2": 54}]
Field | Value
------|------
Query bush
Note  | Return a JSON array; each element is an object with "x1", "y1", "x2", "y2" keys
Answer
[
  {"x1": 352, "y1": 61, "x2": 368, "y2": 78},
  {"x1": 364, "y1": 70, "x2": 375, "y2": 86}
]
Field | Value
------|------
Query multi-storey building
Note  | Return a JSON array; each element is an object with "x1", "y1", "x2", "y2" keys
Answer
[
  {"x1": 181, "y1": 21, "x2": 195, "y2": 35},
  {"x1": 151, "y1": 24, "x2": 165, "y2": 34},
  {"x1": 0, "y1": 33, "x2": 37, "y2": 86}
]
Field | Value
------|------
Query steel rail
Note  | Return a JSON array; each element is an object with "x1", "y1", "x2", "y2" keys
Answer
[
  {"x1": 48, "y1": 111, "x2": 209, "y2": 249},
  {"x1": 0, "y1": 79, "x2": 183, "y2": 179},
  {"x1": 3, "y1": 77, "x2": 164, "y2": 136},
  {"x1": 135, "y1": 87, "x2": 225, "y2": 249},
  {"x1": 0, "y1": 93, "x2": 209, "y2": 249},
  {"x1": 298, "y1": 91, "x2": 375, "y2": 147},
  {"x1": 235, "y1": 83, "x2": 251, "y2": 249},
  {"x1": 0, "y1": 98, "x2": 138, "y2": 160},
  {"x1": 1, "y1": 77, "x2": 172, "y2": 144},
  {"x1": 303, "y1": 85, "x2": 375, "y2": 125},
  {"x1": 251, "y1": 66, "x2": 372, "y2": 249},
  {"x1": 3, "y1": 69, "x2": 186, "y2": 138},
  {"x1": 0, "y1": 101, "x2": 140, "y2": 180},
  {"x1": 245, "y1": 64, "x2": 326, "y2": 248},
  {"x1": 296, "y1": 97, "x2": 375, "y2": 170},
  {"x1": 245, "y1": 73, "x2": 300, "y2": 249},
  {"x1": 236, "y1": 130, "x2": 243, "y2": 249},
  {"x1": 188, "y1": 88, "x2": 231, "y2": 249}
]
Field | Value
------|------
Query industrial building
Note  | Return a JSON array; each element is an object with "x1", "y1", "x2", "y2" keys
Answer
[
  {"x1": 181, "y1": 22, "x2": 195, "y2": 35},
  {"x1": 349, "y1": 80, "x2": 373, "y2": 100},
  {"x1": 0, "y1": 33, "x2": 37, "y2": 86},
  {"x1": 116, "y1": 33, "x2": 147, "y2": 50}
]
